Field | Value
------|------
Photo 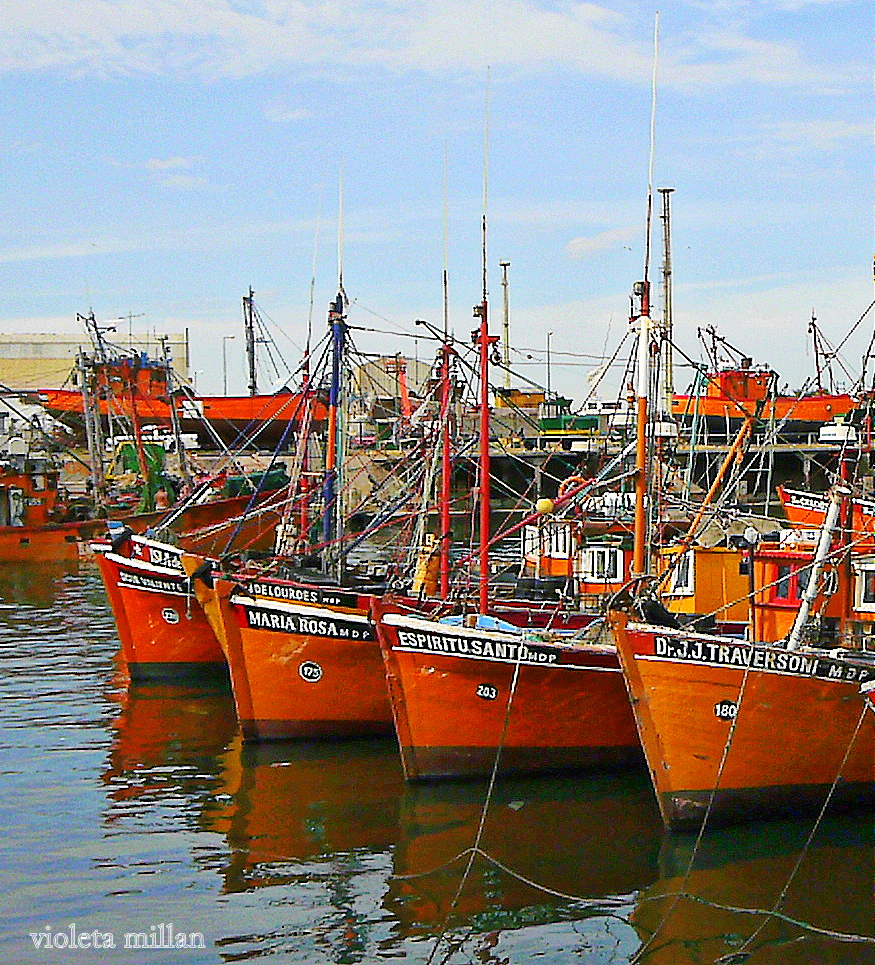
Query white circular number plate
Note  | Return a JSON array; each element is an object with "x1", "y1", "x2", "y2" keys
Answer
[{"x1": 299, "y1": 661, "x2": 323, "y2": 683}]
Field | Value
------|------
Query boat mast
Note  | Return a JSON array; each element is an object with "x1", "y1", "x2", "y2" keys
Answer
[
  {"x1": 786, "y1": 485, "x2": 847, "y2": 650},
  {"x1": 243, "y1": 287, "x2": 257, "y2": 396},
  {"x1": 297, "y1": 197, "x2": 322, "y2": 553},
  {"x1": 322, "y1": 289, "x2": 346, "y2": 572},
  {"x1": 632, "y1": 286, "x2": 651, "y2": 577},
  {"x1": 659, "y1": 186, "x2": 674, "y2": 415},
  {"x1": 500, "y1": 260, "x2": 511, "y2": 391},
  {"x1": 77, "y1": 350, "x2": 106, "y2": 509},
  {"x1": 439, "y1": 146, "x2": 453, "y2": 599},
  {"x1": 160, "y1": 335, "x2": 191, "y2": 490},
  {"x1": 124, "y1": 362, "x2": 155, "y2": 511},
  {"x1": 439, "y1": 341, "x2": 453, "y2": 599},
  {"x1": 474, "y1": 72, "x2": 494, "y2": 614},
  {"x1": 633, "y1": 13, "x2": 659, "y2": 578}
]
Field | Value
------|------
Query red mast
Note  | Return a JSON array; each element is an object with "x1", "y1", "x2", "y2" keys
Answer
[{"x1": 632, "y1": 281, "x2": 650, "y2": 577}]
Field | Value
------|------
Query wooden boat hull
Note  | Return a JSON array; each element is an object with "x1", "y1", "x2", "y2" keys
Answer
[
  {"x1": 0, "y1": 518, "x2": 105, "y2": 562},
  {"x1": 96, "y1": 544, "x2": 226, "y2": 680},
  {"x1": 374, "y1": 605, "x2": 642, "y2": 781},
  {"x1": 184, "y1": 566, "x2": 388, "y2": 741},
  {"x1": 671, "y1": 384, "x2": 857, "y2": 436},
  {"x1": 608, "y1": 612, "x2": 875, "y2": 828},
  {"x1": 39, "y1": 387, "x2": 325, "y2": 448},
  {"x1": 120, "y1": 487, "x2": 287, "y2": 556}
]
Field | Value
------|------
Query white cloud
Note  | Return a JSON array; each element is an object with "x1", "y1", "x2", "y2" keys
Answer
[
  {"x1": 144, "y1": 156, "x2": 207, "y2": 189},
  {"x1": 0, "y1": 0, "x2": 856, "y2": 91},
  {"x1": 762, "y1": 119, "x2": 871, "y2": 153},
  {"x1": 158, "y1": 173, "x2": 208, "y2": 189},
  {"x1": 0, "y1": 240, "x2": 119, "y2": 263},
  {"x1": 566, "y1": 225, "x2": 638, "y2": 258}
]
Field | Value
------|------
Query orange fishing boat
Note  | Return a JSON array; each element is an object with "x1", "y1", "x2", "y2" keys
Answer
[
  {"x1": 778, "y1": 484, "x2": 875, "y2": 552},
  {"x1": 38, "y1": 354, "x2": 325, "y2": 450},
  {"x1": 374, "y1": 600, "x2": 641, "y2": 780},
  {"x1": 0, "y1": 452, "x2": 105, "y2": 561},
  {"x1": 607, "y1": 608, "x2": 874, "y2": 828},
  {"x1": 182, "y1": 563, "x2": 390, "y2": 740},
  {"x1": 370, "y1": 270, "x2": 653, "y2": 781},
  {"x1": 610, "y1": 463, "x2": 875, "y2": 828},
  {"x1": 171, "y1": 289, "x2": 406, "y2": 739},
  {"x1": 94, "y1": 470, "x2": 295, "y2": 681},
  {"x1": 96, "y1": 535, "x2": 226, "y2": 680},
  {"x1": 610, "y1": 234, "x2": 875, "y2": 826}
]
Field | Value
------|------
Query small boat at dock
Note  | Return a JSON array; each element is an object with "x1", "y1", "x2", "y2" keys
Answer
[{"x1": 96, "y1": 534, "x2": 226, "y2": 681}]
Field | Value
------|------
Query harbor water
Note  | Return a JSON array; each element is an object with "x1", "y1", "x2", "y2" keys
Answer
[{"x1": 1, "y1": 561, "x2": 872, "y2": 965}]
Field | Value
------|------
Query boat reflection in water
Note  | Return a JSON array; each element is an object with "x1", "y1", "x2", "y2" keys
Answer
[
  {"x1": 212, "y1": 737, "x2": 406, "y2": 890},
  {"x1": 632, "y1": 815, "x2": 875, "y2": 965},
  {"x1": 103, "y1": 679, "x2": 237, "y2": 818},
  {"x1": 0, "y1": 559, "x2": 83, "y2": 608},
  {"x1": 210, "y1": 735, "x2": 663, "y2": 962},
  {"x1": 98, "y1": 684, "x2": 873, "y2": 964},
  {"x1": 388, "y1": 772, "x2": 662, "y2": 960},
  {"x1": 207, "y1": 737, "x2": 406, "y2": 964}
]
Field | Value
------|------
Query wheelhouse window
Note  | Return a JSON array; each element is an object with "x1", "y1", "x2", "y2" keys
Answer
[
  {"x1": 522, "y1": 523, "x2": 574, "y2": 560},
  {"x1": 666, "y1": 550, "x2": 694, "y2": 596},
  {"x1": 771, "y1": 562, "x2": 811, "y2": 604},
  {"x1": 580, "y1": 546, "x2": 624, "y2": 583},
  {"x1": 854, "y1": 562, "x2": 875, "y2": 611},
  {"x1": 774, "y1": 564, "x2": 792, "y2": 599}
]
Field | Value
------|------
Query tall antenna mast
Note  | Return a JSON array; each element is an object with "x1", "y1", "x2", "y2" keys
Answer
[
  {"x1": 659, "y1": 186, "x2": 675, "y2": 413},
  {"x1": 642, "y1": 12, "x2": 659, "y2": 311},
  {"x1": 306, "y1": 187, "x2": 324, "y2": 370},
  {"x1": 439, "y1": 142, "x2": 453, "y2": 598},
  {"x1": 481, "y1": 67, "x2": 490, "y2": 303},
  {"x1": 443, "y1": 144, "x2": 450, "y2": 340},
  {"x1": 337, "y1": 162, "x2": 345, "y2": 297}
]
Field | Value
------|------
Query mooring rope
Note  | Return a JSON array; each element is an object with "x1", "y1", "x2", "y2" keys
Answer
[{"x1": 424, "y1": 652, "x2": 524, "y2": 965}]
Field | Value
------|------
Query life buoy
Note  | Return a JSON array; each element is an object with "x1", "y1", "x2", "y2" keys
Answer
[{"x1": 558, "y1": 475, "x2": 592, "y2": 498}]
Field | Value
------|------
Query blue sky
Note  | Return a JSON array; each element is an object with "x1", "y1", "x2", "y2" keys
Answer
[{"x1": 0, "y1": 0, "x2": 871, "y2": 400}]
